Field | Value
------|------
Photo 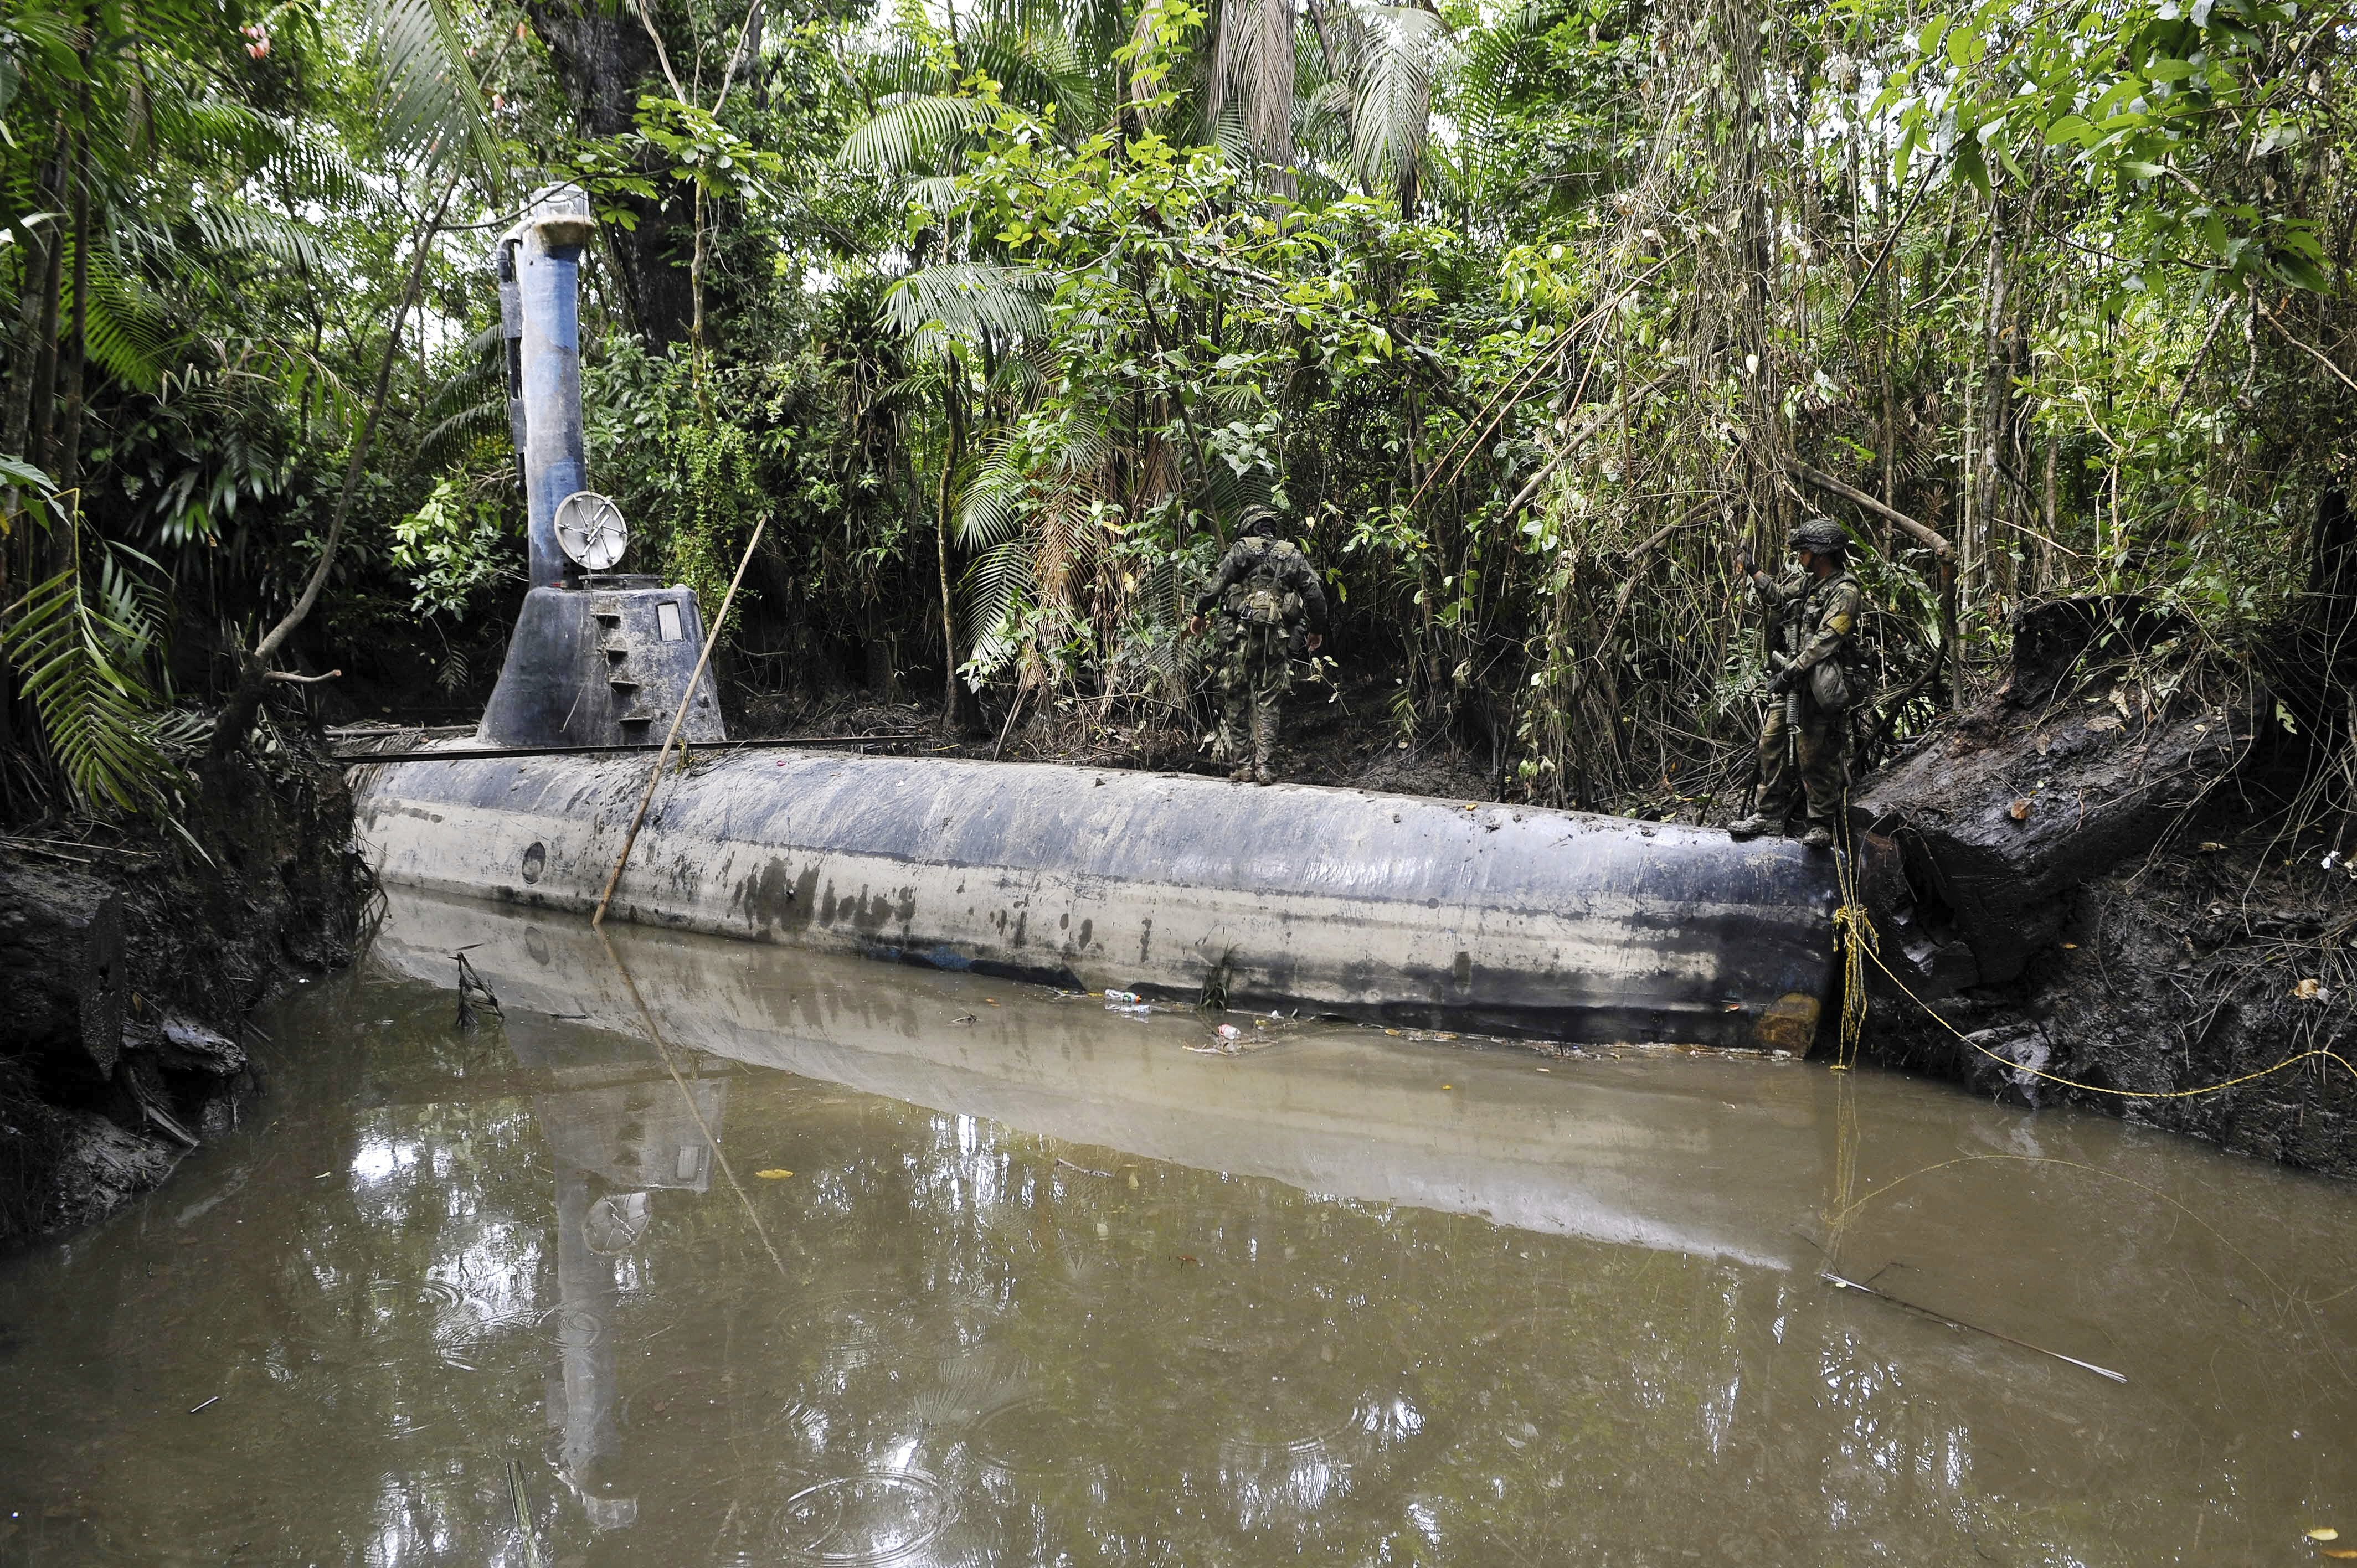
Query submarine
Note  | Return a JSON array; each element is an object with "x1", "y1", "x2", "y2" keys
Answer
[{"x1": 349, "y1": 185, "x2": 1839, "y2": 1050}]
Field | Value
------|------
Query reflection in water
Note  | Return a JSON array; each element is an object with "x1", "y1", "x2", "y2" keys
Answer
[
  {"x1": 512, "y1": 1005, "x2": 726, "y2": 1531},
  {"x1": 0, "y1": 886, "x2": 2350, "y2": 1565}
]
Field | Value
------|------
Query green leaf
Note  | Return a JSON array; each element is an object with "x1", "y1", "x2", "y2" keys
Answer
[{"x1": 1954, "y1": 137, "x2": 1988, "y2": 195}]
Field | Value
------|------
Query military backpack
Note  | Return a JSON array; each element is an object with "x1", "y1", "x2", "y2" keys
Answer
[{"x1": 1227, "y1": 539, "x2": 1305, "y2": 627}]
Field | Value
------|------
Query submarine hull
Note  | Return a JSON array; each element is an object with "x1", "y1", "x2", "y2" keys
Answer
[{"x1": 352, "y1": 750, "x2": 1836, "y2": 1048}]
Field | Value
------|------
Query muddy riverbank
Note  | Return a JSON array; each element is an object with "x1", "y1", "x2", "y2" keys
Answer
[
  {"x1": 0, "y1": 744, "x2": 364, "y2": 1249},
  {"x1": 1852, "y1": 600, "x2": 2357, "y2": 1179}
]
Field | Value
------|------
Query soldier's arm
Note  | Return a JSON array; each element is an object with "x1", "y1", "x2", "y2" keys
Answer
[
  {"x1": 1285, "y1": 551, "x2": 1332, "y2": 634},
  {"x1": 1785, "y1": 581, "x2": 1863, "y2": 673},
  {"x1": 1193, "y1": 543, "x2": 1249, "y2": 617},
  {"x1": 1746, "y1": 569, "x2": 1796, "y2": 618}
]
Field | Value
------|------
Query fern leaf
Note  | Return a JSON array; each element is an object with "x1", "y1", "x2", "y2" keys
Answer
[{"x1": 1, "y1": 558, "x2": 175, "y2": 813}]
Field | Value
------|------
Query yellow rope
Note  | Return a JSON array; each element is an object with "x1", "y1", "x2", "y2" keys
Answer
[
  {"x1": 1824, "y1": 796, "x2": 1873, "y2": 1264},
  {"x1": 1829, "y1": 792, "x2": 1874, "y2": 1070},
  {"x1": 1818, "y1": 789, "x2": 2356, "y2": 1343},
  {"x1": 1855, "y1": 933, "x2": 2357, "y2": 1097}
]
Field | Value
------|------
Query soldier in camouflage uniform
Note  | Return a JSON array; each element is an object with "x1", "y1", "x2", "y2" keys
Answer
[
  {"x1": 1188, "y1": 507, "x2": 1330, "y2": 784},
  {"x1": 1728, "y1": 518, "x2": 1866, "y2": 850}
]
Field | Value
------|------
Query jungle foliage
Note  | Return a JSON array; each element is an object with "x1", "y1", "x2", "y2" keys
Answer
[{"x1": 2, "y1": 0, "x2": 2353, "y2": 822}]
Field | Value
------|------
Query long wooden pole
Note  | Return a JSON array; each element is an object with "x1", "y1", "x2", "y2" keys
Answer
[{"x1": 589, "y1": 514, "x2": 767, "y2": 927}]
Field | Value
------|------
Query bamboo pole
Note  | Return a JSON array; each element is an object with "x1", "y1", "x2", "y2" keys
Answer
[{"x1": 589, "y1": 514, "x2": 767, "y2": 928}]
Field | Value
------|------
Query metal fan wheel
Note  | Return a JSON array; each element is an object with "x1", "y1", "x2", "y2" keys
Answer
[{"x1": 554, "y1": 490, "x2": 629, "y2": 571}]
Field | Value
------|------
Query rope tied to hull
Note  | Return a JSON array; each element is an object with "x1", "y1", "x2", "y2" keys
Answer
[{"x1": 1828, "y1": 789, "x2": 1876, "y2": 1071}]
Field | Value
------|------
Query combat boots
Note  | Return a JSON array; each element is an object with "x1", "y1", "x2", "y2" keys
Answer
[
  {"x1": 1250, "y1": 707, "x2": 1278, "y2": 785},
  {"x1": 1726, "y1": 813, "x2": 1779, "y2": 840}
]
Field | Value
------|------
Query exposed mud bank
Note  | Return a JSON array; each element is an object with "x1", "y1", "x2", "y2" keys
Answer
[
  {"x1": 1854, "y1": 600, "x2": 2357, "y2": 1180},
  {"x1": 0, "y1": 746, "x2": 363, "y2": 1248}
]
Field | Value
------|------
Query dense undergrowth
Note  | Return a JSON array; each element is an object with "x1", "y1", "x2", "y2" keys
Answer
[{"x1": 1, "y1": 0, "x2": 2353, "y2": 844}]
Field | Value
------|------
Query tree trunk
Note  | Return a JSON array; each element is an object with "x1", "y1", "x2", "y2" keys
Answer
[
  {"x1": 1977, "y1": 196, "x2": 2011, "y2": 611},
  {"x1": 1, "y1": 137, "x2": 60, "y2": 465},
  {"x1": 24, "y1": 141, "x2": 67, "y2": 483},
  {"x1": 524, "y1": 0, "x2": 697, "y2": 347},
  {"x1": 3, "y1": 223, "x2": 53, "y2": 600},
  {"x1": 1858, "y1": 609, "x2": 2246, "y2": 992},
  {"x1": 2040, "y1": 427, "x2": 2058, "y2": 596}
]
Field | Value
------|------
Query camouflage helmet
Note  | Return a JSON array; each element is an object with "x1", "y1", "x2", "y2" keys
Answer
[
  {"x1": 1239, "y1": 504, "x2": 1284, "y2": 539},
  {"x1": 1787, "y1": 518, "x2": 1849, "y2": 556}
]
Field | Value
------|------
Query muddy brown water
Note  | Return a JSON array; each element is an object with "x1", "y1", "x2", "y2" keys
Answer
[{"x1": 2, "y1": 889, "x2": 2353, "y2": 1565}]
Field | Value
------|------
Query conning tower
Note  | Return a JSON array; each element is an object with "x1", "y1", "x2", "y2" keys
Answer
[{"x1": 476, "y1": 184, "x2": 725, "y2": 749}]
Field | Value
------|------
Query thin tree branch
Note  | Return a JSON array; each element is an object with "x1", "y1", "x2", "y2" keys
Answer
[
  {"x1": 1787, "y1": 458, "x2": 1953, "y2": 559},
  {"x1": 2255, "y1": 295, "x2": 2357, "y2": 394},
  {"x1": 212, "y1": 169, "x2": 465, "y2": 756}
]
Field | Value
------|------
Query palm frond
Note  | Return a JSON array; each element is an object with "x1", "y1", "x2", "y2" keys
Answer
[
  {"x1": 961, "y1": 536, "x2": 1038, "y2": 672},
  {"x1": 264, "y1": 135, "x2": 382, "y2": 212},
  {"x1": 81, "y1": 252, "x2": 178, "y2": 394},
  {"x1": 840, "y1": 93, "x2": 997, "y2": 178},
  {"x1": 1, "y1": 535, "x2": 179, "y2": 814},
  {"x1": 1349, "y1": 4, "x2": 1449, "y2": 198},
  {"x1": 903, "y1": 174, "x2": 961, "y2": 217},
  {"x1": 880, "y1": 261, "x2": 1051, "y2": 355},
  {"x1": 1301, "y1": 78, "x2": 1354, "y2": 149},
  {"x1": 149, "y1": 96, "x2": 295, "y2": 177},
  {"x1": 409, "y1": 401, "x2": 507, "y2": 473},
  {"x1": 1126, "y1": 0, "x2": 1167, "y2": 118},
  {"x1": 186, "y1": 200, "x2": 331, "y2": 272},
  {"x1": 1210, "y1": 0, "x2": 1298, "y2": 191},
  {"x1": 1043, "y1": 406, "x2": 1112, "y2": 476},
  {"x1": 955, "y1": 437, "x2": 1033, "y2": 549},
  {"x1": 373, "y1": 0, "x2": 509, "y2": 194},
  {"x1": 419, "y1": 323, "x2": 503, "y2": 417},
  {"x1": 860, "y1": 36, "x2": 952, "y2": 99},
  {"x1": 964, "y1": 26, "x2": 1106, "y2": 142}
]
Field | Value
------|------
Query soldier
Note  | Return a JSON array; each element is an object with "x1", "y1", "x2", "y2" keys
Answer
[
  {"x1": 1728, "y1": 518, "x2": 1865, "y2": 849},
  {"x1": 1188, "y1": 506, "x2": 1330, "y2": 784}
]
